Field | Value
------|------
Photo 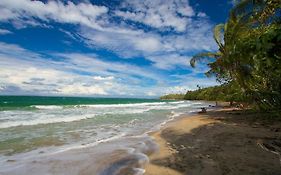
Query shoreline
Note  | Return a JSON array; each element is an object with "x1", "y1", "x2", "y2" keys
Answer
[
  {"x1": 1, "y1": 106, "x2": 280, "y2": 175},
  {"x1": 145, "y1": 114, "x2": 215, "y2": 175},
  {"x1": 144, "y1": 108, "x2": 281, "y2": 175},
  {"x1": 0, "y1": 104, "x2": 204, "y2": 175}
]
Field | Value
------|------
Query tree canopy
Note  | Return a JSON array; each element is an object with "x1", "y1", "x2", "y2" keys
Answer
[{"x1": 190, "y1": 0, "x2": 281, "y2": 110}]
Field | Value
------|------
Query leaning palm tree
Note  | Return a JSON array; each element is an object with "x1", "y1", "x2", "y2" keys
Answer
[{"x1": 190, "y1": 0, "x2": 281, "y2": 110}]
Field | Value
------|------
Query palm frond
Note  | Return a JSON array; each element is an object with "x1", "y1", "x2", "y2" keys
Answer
[
  {"x1": 213, "y1": 24, "x2": 225, "y2": 50},
  {"x1": 190, "y1": 52, "x2": 220, "y2": 67}
]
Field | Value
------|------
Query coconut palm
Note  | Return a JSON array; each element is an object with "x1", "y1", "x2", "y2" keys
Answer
[{"x1": 190, "y1": 0, "x2": 281, "y2": 110}]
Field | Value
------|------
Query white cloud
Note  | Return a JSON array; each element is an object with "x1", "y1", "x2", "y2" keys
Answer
[
  {"x1": 197, "y1": 12, "x2": 207, "y2": 18},
  {"x1": 0, "y1": 28, "x2": 12, "y2": 35},
  {"x1": 0, "y1": 0, "x2": 216, "y2": 69},
  {"x1": 116, "y1": 0, "x2": 194, "y2": 32},
  {"x1": 58, "y1": 84, "x2": 107, "y2": 95},
  {"x1": 57, "y1": 53, "x2": 161, "y2": 81},
  {"x1": 146, "y1": 54, "x2": 190, "y2": 70},
  {"x1": 146, "y1": 91, "x2": 157, "y2": 97},
  {"x1": 0, "y1": 42, "x2": 167, "y2": 97},
  {"x1": 161, "y1": 76, "x2": 219, "y2": 95},
  {"x1": 0, "y1": 60, "x2": 113, "y2": 95},
  {"x1": 0, "y1": 44, "x2": 100, "y2": 95},
  {"x1": 80, "y1": 27, "x2": 166, "y2": 58},
  {"x1": 0, "y1": 42, "x2": 218, "y2": 97},
  {"x1": 0, "y1": 8, "x2": 17, "y2": 21},
  {"x1": 0, "y1": 0, "x2": 108, "y2": 30},
  {"x1": 80, "y1": 17, "x2": 215, "y2": 59},
  {"x1": 133, "y1": 37, "x2": 162, "y2": 53},
  {"x1": 93, "y1": 76, "x2": 114, "y2": 81}
]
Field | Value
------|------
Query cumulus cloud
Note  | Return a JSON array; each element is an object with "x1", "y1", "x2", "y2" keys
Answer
[
  {"x1": 0, "y1": 43, "x2": 104, "y2": 95},
  {"x1": 115, "y1": 0, "x2": 194, "y2": 32},
  {"x1": 0, "y1": 58, "x2": 113, "y2": 95}
]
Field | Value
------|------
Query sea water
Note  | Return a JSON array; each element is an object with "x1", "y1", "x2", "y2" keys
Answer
[{"x1": 0, "y1": 96, "x2": 210, "y2": 175}]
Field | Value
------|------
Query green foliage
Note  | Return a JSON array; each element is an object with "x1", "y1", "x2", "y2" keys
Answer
[
  {"x1": 160, "y1": 94, "x2": 185, "y2": 100},
  {"x1": 183, "y1": 82, "x2": 246, "y2": 102},
  {"x1": 190, "y1": 0, "x2": 281, "y2": 110}
]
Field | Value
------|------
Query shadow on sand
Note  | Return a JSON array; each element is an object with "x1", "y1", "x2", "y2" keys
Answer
[{"x1": 148, "y1": 110, "x2": 281, "y2": 175}]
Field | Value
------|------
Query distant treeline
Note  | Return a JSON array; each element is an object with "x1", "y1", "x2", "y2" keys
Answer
[
  {"x1": 184, "y1": 83, "x2": 246, "y2": 102},
  {"x1": 160, "y1": 93, "x2": 185, "y2": 100},
  {"x1": 160, "y1": 82, "x2": 245, "y2": 102}
]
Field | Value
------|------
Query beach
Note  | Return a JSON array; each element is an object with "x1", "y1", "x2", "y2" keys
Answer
[
  {"x1": 0, "y1": 97, "x2": 210, "y2": 175},
  {"x1": 145, "y1": 108, "x2": 281, "y2": 175},
  {"x1": 1, "y1": 97, "x2": 280, "y2": 175}
]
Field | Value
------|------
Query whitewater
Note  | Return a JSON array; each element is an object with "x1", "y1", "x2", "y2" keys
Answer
[{"x1": 0, "y1": 97, "x2": 211, "y2": 175}]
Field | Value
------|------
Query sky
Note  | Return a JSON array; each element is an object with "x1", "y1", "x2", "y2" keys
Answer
[{"x1": 0, "y1": 0, "x2": 232, "y2": 98}]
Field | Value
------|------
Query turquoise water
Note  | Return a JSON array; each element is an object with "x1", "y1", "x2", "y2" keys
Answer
[{"x1": 0, "y1": 96, "x2": 166, "y2": 110}]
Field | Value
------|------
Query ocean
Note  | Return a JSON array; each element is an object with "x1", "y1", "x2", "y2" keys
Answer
[{"x1": 0, "y1": 96, "x2": 211, "y2": 175}]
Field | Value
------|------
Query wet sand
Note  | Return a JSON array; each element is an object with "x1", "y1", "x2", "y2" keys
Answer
[
  {"x1": 0, "y1": 135, "x2": 156, "y2": 175},
  {"x1": 145, "y1": 108, "x2": 281, "y2": 175}
]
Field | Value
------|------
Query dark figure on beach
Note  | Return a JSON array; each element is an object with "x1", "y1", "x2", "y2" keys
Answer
[{"x1": 198, "y1": 107, "x2": 207, "y2": 114}]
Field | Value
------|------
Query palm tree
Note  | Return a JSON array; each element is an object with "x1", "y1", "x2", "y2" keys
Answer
[{"x1": 190, "y1": 0, "x2": 281, "y2": 110}]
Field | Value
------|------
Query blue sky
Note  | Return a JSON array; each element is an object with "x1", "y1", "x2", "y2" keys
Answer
[{"x1": 0, "y1": 0, "x2": 232, "y2": 97}]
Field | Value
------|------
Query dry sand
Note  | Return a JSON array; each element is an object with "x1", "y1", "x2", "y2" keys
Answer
[{"x1": 145, "y1": 108, "x2": 281, "y2": 175}]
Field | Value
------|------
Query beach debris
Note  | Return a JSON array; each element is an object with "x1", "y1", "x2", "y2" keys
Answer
[
  {"x1": 180, "y1": 145, "x2": 186, "y2": 150},
  {"x1": 198, "y1": 154, "x2": 203, "y2": 159},
  {"x1": 187, "y1": 145, "x2": 194, "y2": 149},
  {"x1": 257, "y1": 139, "x2": 281, "y2": 165}
]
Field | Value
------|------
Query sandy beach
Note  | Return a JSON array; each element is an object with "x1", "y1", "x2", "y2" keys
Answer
[
  {"x1": 1, "y1": 104, "x2": 281, "y2": 175},
  {"x1": 145, "y1": 108, "x2": 281, "y2": 175}
]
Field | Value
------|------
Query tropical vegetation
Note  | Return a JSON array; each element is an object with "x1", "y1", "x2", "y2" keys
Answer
[
  {"x1": 190, "y1": 0, "x2": 281, "y2": 110},
  {"x1": 160, "y1": 93, "x2": 185, "y2": 100},
  {"x1": 183, "y1": 82, "x2": 245, "y2": 102},
  {"x1": 160, "y1": 82, "x2": 245, "y2": 102}
]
